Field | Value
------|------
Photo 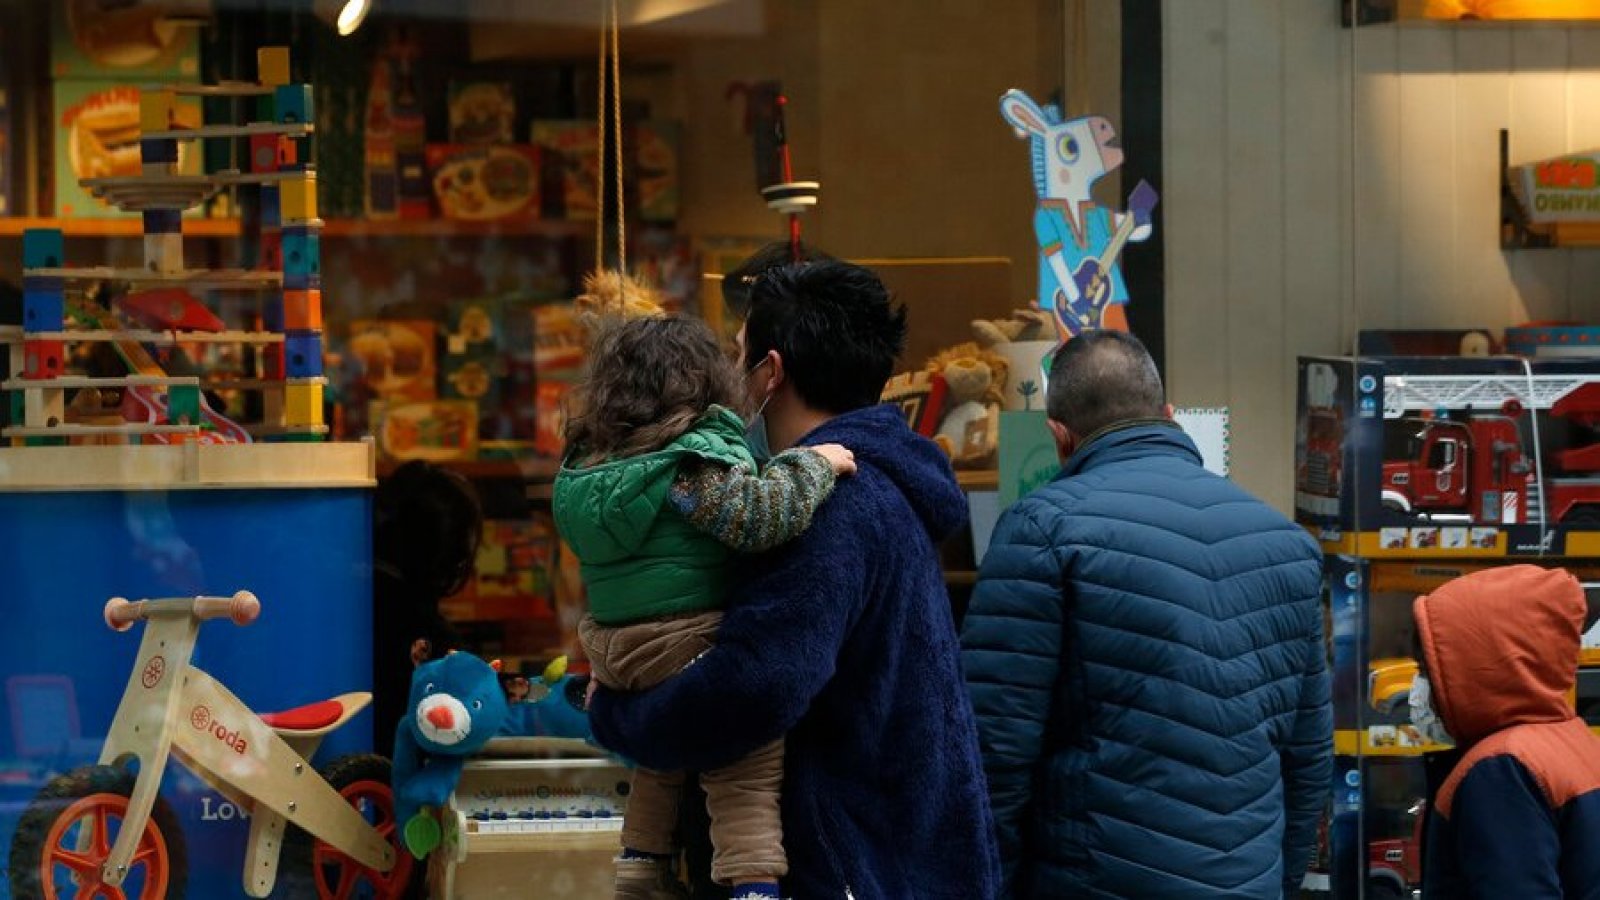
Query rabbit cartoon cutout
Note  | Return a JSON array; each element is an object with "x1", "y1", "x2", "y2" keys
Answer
[{"x1": 1000, "y1": 89, "x2": 1158, "y2": 339}]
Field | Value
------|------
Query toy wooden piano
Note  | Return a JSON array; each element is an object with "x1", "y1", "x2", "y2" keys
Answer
[{"x1": 427, "y1": 737, "x2": 631, "y2": 898}]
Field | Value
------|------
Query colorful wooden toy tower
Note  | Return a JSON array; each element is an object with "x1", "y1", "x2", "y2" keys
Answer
[{"x1": 0, "y1": 47, "x2": 325, "y2": 446}]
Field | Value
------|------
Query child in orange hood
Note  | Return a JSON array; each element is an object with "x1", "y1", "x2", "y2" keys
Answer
[{"x1": 1412, "y1": 565, "x2": 1600, "y2": 898}]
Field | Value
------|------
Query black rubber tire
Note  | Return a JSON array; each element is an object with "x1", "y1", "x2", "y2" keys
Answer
[
  {"x1": 1365, "y1": 879, "x2": 1407, "y2": 900},
  {"x1": 281, "y1": 753, "x2": 414, "y2": 900},
  {"x1": 8, "y1": 764, "x2": 187, "y2": 900}
]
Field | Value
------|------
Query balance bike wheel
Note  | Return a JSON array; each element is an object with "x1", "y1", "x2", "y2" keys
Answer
[
  {"x1": 284, "y1": 754, "x2": 413, "y2": 900},
  {"x1": 8, "y1": 764, "x2": 185, "y2": 900}
]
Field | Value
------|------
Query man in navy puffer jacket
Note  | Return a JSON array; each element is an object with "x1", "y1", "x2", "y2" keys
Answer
[{"x1": 961, "y1": 331, "x2": 1330, "y2": 899}]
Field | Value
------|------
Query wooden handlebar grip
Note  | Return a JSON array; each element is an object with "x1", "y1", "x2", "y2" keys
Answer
[
  {"x1": 193, "y1": 591, "x2": 260, "y2": 626},
  {"x1": 103, "y1": 597, "x2": 143, "y2": 632}
]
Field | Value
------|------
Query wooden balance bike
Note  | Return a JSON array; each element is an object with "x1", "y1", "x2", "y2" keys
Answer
[{"x1": 8, "y1": 593, "x2": 412, "y2": 900}]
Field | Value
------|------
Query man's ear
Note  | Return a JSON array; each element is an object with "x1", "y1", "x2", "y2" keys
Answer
[
  {"x1": 1163, "y1": 403, "x2": 1175, "y2": 420},
  {"x1": 1047, "y1": 419, "x2": 1074, "y2": 461},
  {"x1": 764, "y1": 350, "x2": 785, "y2": 394}
]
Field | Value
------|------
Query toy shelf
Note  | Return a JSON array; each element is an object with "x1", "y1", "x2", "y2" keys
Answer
[
  {"x1": 0, "y1": 442, "x2": 374, "y2": 492},
  {"x1": 0, "y1": 218, "x2": 241, "y2": 238},
  {"x1": 441, "y1": 593, "x2": 557, "y2": 624},
  {"x1": 163, "y1": 81, "x2": 275, "y2": 97},
  {"x1": 1313, "y1": 528, "x2": 1600, "y2": 559},
  {"x1": 1500, "y1": 128, "x2": 1600, "y2": 250},
  {"x1": 1, "y1": 423, "x2": 197, "y2": 439},
  {"x1": 0, "y1": 218, "x2": 590, "y2": 240},
  {"x1": 320, "y1": 219, "x2": 590, "y2": 239},
  {"x1": 957, "y1": 469, "x2": 999, "y2": 491},
  {"x1": 26, "y1": 267, "x2": 282, "y2": 290},
  {"x1": 375, "y1": 458, "x2": 561, "y2": 481},
  {"x1": 0, "y1": 375, "x2": 199, "y2": 391},
  {"x1": 143, "y1": 122, "x2": 314, "y2": 141},
  {"x1": 1336, "y1": 726, "x2": 1600, "y2": 757},
  {"x1": 21, "y1": 329, "x2": 284, "y2": 345}
]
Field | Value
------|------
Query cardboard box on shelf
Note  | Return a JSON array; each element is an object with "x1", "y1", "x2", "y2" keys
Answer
[
  {"x1": 1297, "y1": 354, "x2": 1600, "y2": 556},
  {"x1": 448, "y1": 82, "x2": 514, "y2": 145},
  {"x1": 473, "y1": 515, "x2": 558, "y2": 604},
  {"x1": 533, "y1": 380, "x2": 571, "y2": 459},
  {"x1": 53, "y1": 82, "x2": 202, "y2": 218},
  {"x1": 371, "y1": 398, "x2": 479, "y2": 463},
  {"x1": 441, "y1": 351, "x2": 504, "y2": 410},
  {"x1": 347, "y1": 319, "x2": 438, "y2": 403},
  {"x1": 427, "y1": 144, "x2": 540, "y2": 222},
  {"x1": 52, "y1": 2, "x2": 199, "y2": 81},
  {"x1": 532, "y1": 303, "x2": 584, "y2": 374},
  {"x1": 531, "y1": 120, "x2": 599, "y2": 221},
  {"x1": 633, "y1": 120, "x2": 679, "y2": 222}
]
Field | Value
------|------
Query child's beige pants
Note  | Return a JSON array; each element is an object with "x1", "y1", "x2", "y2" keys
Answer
[{"x1": 580, "y1": 611, "x2": 787, "y2": 885}]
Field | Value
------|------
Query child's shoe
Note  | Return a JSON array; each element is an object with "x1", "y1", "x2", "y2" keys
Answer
[{"x1": 613, "y1": 856, "x2": 690, "y2": 900}]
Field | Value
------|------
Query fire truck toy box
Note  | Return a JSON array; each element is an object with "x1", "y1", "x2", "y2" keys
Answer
[{"x1": 1296, "y1": 355, "x2": 1600, "y2": 555}]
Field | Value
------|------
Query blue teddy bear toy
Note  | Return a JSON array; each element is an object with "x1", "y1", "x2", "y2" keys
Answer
[
  {"x1": 391, "y1": 652, "x2": 594, "y2": 858},
  {"x1": 392, "y1": 652, "x2": 509, "y2": 857}
]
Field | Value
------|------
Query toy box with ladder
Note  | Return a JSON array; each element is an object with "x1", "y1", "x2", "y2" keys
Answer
[{"x1": 1296, "y1": 355, "x2": 1600, "y2": 557}]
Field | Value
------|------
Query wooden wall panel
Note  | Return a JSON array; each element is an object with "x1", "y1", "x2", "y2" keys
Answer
[{"x1": 1164, "y1": 3, "x2": 1600, "y2": 511}]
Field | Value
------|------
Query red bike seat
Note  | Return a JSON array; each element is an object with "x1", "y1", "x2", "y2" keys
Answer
[{"x1": 260, "y1": 699, "x2": 345, "y2": 733}]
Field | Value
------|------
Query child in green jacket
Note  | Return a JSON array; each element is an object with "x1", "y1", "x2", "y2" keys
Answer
[{"x1": 553, "y1": 315, "x2": 852, "y2": 900}]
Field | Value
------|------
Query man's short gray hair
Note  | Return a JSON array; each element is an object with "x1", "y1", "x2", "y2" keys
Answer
[{"x1": 1046, "y1": 330, "x2": 1166, "y2": 437}]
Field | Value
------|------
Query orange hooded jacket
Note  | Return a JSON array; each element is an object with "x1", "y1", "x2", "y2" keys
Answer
[{"x1": 1413, "y1": 565, "x2": 1600, "y2": 899}]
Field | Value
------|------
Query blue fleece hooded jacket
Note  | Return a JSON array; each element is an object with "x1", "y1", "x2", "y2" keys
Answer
[
  {"x1": 588, "y1": 404, "x2": 1002, "y2": 899},
  {"x1": 961, "y1": 423, "x2": 1330, "y2": 900}
]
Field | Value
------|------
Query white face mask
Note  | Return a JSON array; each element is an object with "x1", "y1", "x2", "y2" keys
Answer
[{"x1": 1409, "y1": 673, "x2": 1455, "y2": 747}]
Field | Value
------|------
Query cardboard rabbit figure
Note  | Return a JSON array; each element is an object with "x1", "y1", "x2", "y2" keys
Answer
[{"x1": 1000, "y1": 89, "x2": 1159, "y2": 340}]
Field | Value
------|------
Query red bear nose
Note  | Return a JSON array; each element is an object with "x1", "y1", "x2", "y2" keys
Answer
[{"x1": 426, "y1": 705, "x2": 456, "y2": 730}]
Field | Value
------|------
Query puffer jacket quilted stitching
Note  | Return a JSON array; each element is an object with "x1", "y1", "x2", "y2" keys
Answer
[{"x1": 961, "y1": 423, "x2": 1330, "y2": 899}]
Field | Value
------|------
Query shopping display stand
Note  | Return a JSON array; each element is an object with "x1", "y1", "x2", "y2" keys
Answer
[
  {"x1": 1294, "y1": 354, "x2": 1600, "y2": 898},
  {"x1": 0, "y1": 48, "x2": 381, "y2": 900}
]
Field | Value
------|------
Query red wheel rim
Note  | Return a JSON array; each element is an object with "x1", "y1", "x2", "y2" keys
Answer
[
  {"x1": 312, "y1": 779, "x2": 412, "y2": 900},
  {"x1": 38, "y1": 792, "x2": 169, "y2": 900}
]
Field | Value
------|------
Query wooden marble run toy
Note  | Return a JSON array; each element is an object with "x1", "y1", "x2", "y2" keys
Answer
[
  {"x1": 7, "y1": 593, "x2": 412, "y2": 899},
  {"x1": 0, "y1": 47, "x2": 326, "y2": 447}
]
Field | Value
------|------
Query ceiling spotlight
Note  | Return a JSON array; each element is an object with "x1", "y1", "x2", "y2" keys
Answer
[
  {"x1": 336, "y1": 0, "x2": 371, "y2": 35},
  {"x1": 315, "y1": 0, "x2": 372, "y2": 36}
]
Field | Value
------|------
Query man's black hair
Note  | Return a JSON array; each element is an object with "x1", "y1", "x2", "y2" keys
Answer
[
  {"x1": 722, "y1": 240, "x2": 834, "y2": 320},
  {"x1": 744, "y1": 260, "x2": 908, "y2": 414},
  {"x1": 1046, "y1": 330, "x2": 1166, "y2": 437}
]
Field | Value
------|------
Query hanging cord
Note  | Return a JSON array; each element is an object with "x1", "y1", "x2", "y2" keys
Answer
[
  {"x1": 610, "y1": 0, "x2": 626, "y2": 273},
  {"x1": 591, "y1": 0, "x2": 627, "y2": 275},
  {"x1": 594, "y1": 1, "x2": 608, "y2": 274}
]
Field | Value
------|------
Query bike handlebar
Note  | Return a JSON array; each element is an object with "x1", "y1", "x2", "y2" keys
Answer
[{"x1": 104, "y1": 591, "x2": 261, "y2": 632}]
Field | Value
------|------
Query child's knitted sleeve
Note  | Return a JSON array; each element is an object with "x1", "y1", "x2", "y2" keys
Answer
[{"x1": 670, "y1": 449, "x2": 837, "y2": 552}]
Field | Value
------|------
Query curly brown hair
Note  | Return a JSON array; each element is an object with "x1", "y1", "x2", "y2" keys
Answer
[{"x1": 564, "y1": 316, "x2": 744, "y2": 464}]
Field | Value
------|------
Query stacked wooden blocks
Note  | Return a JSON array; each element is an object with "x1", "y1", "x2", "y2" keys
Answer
[
  {"x1": 256, "y1": 48, "x2": 324, "y2": 438},
  {"x1": 1, "y1": 46, "x2": 326, "y2": 447}
]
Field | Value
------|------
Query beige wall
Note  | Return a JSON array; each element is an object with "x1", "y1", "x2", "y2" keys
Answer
[{"x1": 1163, "y1": 0, "x2": 1600, "y2": 512}]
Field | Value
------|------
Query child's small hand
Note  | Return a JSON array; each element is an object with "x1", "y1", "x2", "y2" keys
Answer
[{"x1": 814, "y1": 443, "x2": 857, "y2": 477}]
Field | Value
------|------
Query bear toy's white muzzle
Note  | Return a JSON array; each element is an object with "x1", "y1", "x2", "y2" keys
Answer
[{"x1": 416, "y1": 694, "x2": 472, "y2": 747}]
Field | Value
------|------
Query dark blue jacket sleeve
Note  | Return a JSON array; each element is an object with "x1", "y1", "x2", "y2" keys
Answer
[
  {"x1": 959, "y1": 503, "x2": 1066, "y2": 897},
  {"x1": 1280, "y1": 593, "x2": 1333, "y2": 898},
  {"x1": 587, "y1": 494, "x2": 867, "y2": 773},
  {"x1": 1441, "y1": 755, "x2": 1563, "y2": 900}
]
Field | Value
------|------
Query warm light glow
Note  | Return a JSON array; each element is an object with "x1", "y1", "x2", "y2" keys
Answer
[
  {"x1": 337, "y1": 0, "x2": 371, "y2": 35},
  {"x1": 1425, "y1": 0, "x2": 1600, "y2": 19}
]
